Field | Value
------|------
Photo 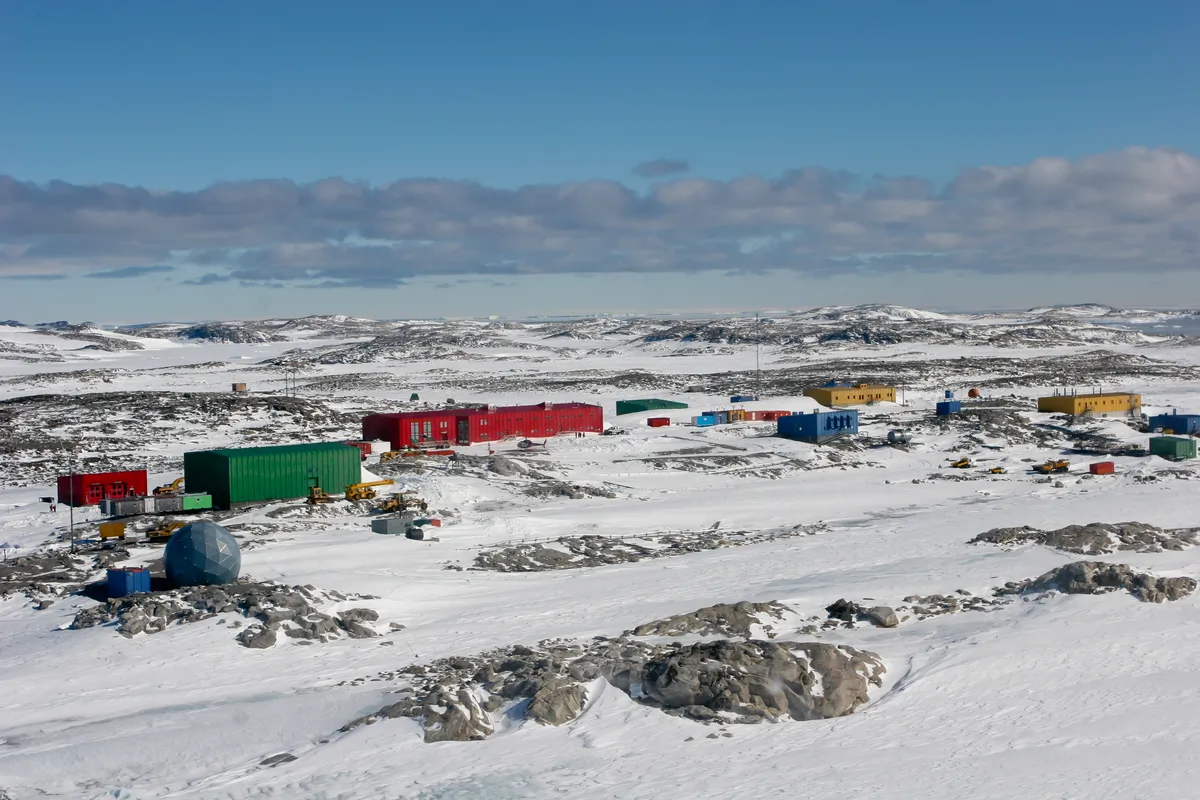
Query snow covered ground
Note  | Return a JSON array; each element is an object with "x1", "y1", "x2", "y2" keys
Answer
[{"x1": 2, "y1": 306, "x2": 1200, "y2": 799}]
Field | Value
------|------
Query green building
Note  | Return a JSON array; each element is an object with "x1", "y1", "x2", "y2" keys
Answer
[
  {"x1": 615, "y1": 398, "x2": 689, "y2": 416},
  {"x1": 1149, "y1": 435, "x2": 1197, "y2": 462},
  {"x1": 184, "y1": 442, "x2": 362, "y2": 509}
]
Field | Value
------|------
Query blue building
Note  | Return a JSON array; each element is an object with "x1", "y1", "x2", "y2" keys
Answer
[
  {"x1": 777, "y1": 409, "x2": 859, "y2": 443},
  {"x1": 936, "y1": 400, "x2": 962, "y2": 416},
  {"x1": 1148, "y1": 413, "x2": 1200, "y2": 435}
]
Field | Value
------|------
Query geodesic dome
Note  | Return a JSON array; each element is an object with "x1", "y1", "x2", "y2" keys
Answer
[{"x1": 163, "y1": 521, "x2": 241, "y2": 587}]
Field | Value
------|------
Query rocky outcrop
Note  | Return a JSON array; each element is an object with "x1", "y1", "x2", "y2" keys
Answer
[
  {"x1": 999, "y1": 561, "x2": 1197, "y2": 603},
  {"x1": 340, "y1": 636, "x2": 885, "y2": 742},
  {"x1": 473, "y1": 524, "x2": 828, "y2": 572},
  {"x1": 970, "y1": 522, "x2": 1200, "y2": 555},
  {"x1": 862, "y1": 606, "x2": 899, "y2": 628},
  {"x1": 629, "y1": 601, "x2": 791, "y2": 639},
  {"x1": 70, "y1": 582, "x2": 385, "y2": 645}
]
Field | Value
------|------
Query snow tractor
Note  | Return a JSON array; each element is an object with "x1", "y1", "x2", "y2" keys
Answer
[
  {"x1": 377, "y1": 493, "x2": 428, "y2": 514},
  {"x1": 988, "y1": 466, "x2": 1007, "y2": 475},
  {"x1": 345, "y1": 480, "x2": 395, "y2": 502},
  {"x1": 306, "y1": 486, "x2": 332, "y2": 505},
  {"x1": 949, "y1": 458, "x2": 972, "y2": 469}
]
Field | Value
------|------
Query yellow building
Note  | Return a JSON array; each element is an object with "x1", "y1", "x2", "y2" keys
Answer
[
  {"x1": 804, "y1": 383, "x2": 897, "y2": 407},
  {"x1": 1037, "y1": 392, "x2": 1141, "y2": 415}
]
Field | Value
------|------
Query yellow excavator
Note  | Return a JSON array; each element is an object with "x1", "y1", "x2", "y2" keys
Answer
[
  {"x1": 154, "y1": 477, "x2": 184, "y2": 496},
  {"x1": 146, "y1": 521, "x2": 185, "y2": 541},
  {"x1": 346, "y1": 480, "x2": 395, "y2": 502},
  {"x1": 949, "y1": 458, "x2": 972, "y2": 469},
  {"x1": 377, "y1": 493, "x2": 428, "y2": 513},
  {"x1": 1033, "y1": 459, "x2": 1070, "y2": 474}
]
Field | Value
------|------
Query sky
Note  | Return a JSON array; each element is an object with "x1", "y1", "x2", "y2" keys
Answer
[{"x1": 0, "y1": 0, "x2": 1197, "y2": 323}]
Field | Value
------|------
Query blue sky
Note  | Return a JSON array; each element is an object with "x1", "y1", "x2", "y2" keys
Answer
[{"x1": 1, "y1": 1, "x2": 1197, "y2": 322}]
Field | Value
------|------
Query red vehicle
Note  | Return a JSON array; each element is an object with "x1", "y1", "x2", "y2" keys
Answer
[
  {"x1": 57, "y1": 470, "x2": 149, "y2": 507},
  {"x1": 363, "y1": 402, "x2": 603, "y2": 450}
]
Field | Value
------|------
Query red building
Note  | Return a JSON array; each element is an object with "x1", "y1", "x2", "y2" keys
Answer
[
  {"x1": 363, "y1": 402, "x2": 604, "y2": 449},
  {"x1": 57, "y1": 470, "x2": 149, "y2": 507}
]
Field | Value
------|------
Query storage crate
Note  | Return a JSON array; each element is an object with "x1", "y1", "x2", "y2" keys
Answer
[
  {"x1": 692, "y1": 415, "x2": 717, "y2": 427},
  {"x1": 1149, "y1": 436, "x2": 1197, "y2": 462},
  {"x1": 107, "y1": 567, "x2": 151, "y2": 598},
  {"x1": 647, "y1": 417, "x2": 670, "y2": 428},
  {"x1": 98, "y1": 522, "x2": 126, "y2": 540},
  {"x1": 372, "y1": 516, "x2": 415, "y2": 535},
  {"x1": 181, "y1": 494, "x2": 213, "y2": 511},
  {"x1": 1089, "y1": 461, "x2": 1115, "y2": 475}
]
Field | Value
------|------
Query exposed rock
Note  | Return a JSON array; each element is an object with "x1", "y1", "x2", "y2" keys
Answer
[
  {"x1": 474, "y1": 524, "x2": 827, "y2": 573},
  {"x1": 629, "y1": 601, "x2": 791, "y2": 639},
  {"x1": 237, "y1": 625, "x2": 277, "y2": 649},
  {"x1": 1001, "y1": 561, "x2": 1197, "y2": 603},
  {"x1": 863, "y1": 606, "x2": 899, "y2": 628},
  {"x1": 340, "y1": 634, "x2": 885, "y2": 743},
  {"x1": 971, "y1": 522, "x2": 1200, "y2": 555},
  {"x1": 526, "y1": 678, "x2": 587, "y2": 726},
  {"x1": 824, "y1": 598, "x2": 863, "y2": 623},
  {"x1": 489, "y1": 456, "x2": 529, "y2": 477},
  {"x1": 260, "y1": 753, "x2": 297, "y2": 767}
]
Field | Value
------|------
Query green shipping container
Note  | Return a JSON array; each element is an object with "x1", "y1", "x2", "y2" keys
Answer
[
  {"x1": 1149, "y1": 435, "x2": 1197, "y2": 462},
  {"x1": 181, "y1": 493, "x2": 213, "y2": 511},
  {"x1": 616, "y1": 398, "x2": 690, "y2": 416},
  {"x1": 184, "y1": 443, "x2": 362, "y2": 509}
]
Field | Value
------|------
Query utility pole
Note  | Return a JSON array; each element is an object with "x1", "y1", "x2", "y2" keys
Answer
[
  {"x1": 755, "y1": 312, "x2": 761, "y2": 399},
  {"x1": 68, "y1": 451, "x2": 75, "y2": 554}
]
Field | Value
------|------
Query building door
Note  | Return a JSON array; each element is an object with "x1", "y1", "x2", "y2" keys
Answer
[
  {"x1": 457, "y1": 417, "x2": 469, "y2": 444},
  {"x1": 423, "y1": 421, "x2": 433, "y2": 442},
  {"x1": 110, "y1": 482, "x2": 126, "y2": 499},
  {"x1": 409, "y1": 421, "x2": 420, "y2": 444}
]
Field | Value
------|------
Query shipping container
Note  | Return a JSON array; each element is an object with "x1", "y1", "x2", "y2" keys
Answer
[
  {"x1": 372, "y1": 516, "x2": 415, "y2": 535},
  {"x1": 100, "y1": 497, "x2": 148, "y2": 517},
  {"x1": 944, "y1": 390, "x2": 955, "y2": 399},
  {"x1": 647, "y1": 417, "x2": 671, "y2": 428},
  {"x1": 936, "y1": 400, "x2": 962, "y2": 416},
  {"x1": 1089, "y1": 461, "x2": 1116, "y2": 475},
  {"x1": 343, "y1": 441, "x2": 372, "y2": 460},
  {"x1": 231, "y1": 383, "x2": 248, "y2": 393},
  {"x1": 692, "y1": 415, "x2": 717, "y2": 427},
  {"x1": 153, "y1": 495, "x2": 183, "y2": 514},
  {"x1": 57, "y1": 470, "x2": 148, "y2": 507},
  {"x1": 181, "y1": 494, "x2": 213, "y2": 511},
  {"x1": 730, "y1": 395, "x2": 757, "y2": 403},
  {"x1": 777, "y1": 410, "x2": 859, "y2": 443},
  {"x1": 616, "y1": 399, "x2": 689, "y2": 416},
  {"x1": 184, "y1": 442, "x2": 362, "y2": 509},
  {"x1": 1147, "y1": 414, "x2": 1200, "y2": 435},
  {"x1": 107, "y1": 567, "x2": 151, "y2": 598},
  {"x1": 364, "y1": 402, "x2": 603, "y2": 449},
  {"x1": 1149, "y1": 435, "x2": 1197, "y2": 462},
  {"x1": 716, "y1": 411, "x2": 730, "y2": 425}
]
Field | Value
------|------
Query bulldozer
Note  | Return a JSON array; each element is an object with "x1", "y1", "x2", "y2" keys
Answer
[
  {"x1": 988, "y1": 466, "x2": 1007, "y2": 475},
  {"x1": 949, "y1": 458, "x2": 972, "y2": 469},
  {"x1": 379, "y1": 451, "x2": 401, "y2": 463},
  {"x1": 306, "y1": 486, "x2": 332, "y2": 505},
  {"x1": 153, "y1": 477, "x2": 184, "y2": 496},
  {"x1": 146, "y1": 521, "x2": 185, "y2": 541},
  {"x1": 377, "y1": 493, "x2": 428, "y2": 514},
  {"x1": 1033, "y1": 459, "x2": 1070, "y2": 474},
  {"x1": 346, "y1": 480, "x2": 395, "y2": 502}
]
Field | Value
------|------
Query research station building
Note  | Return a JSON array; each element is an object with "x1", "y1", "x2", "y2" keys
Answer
[
  {"x1": 804, "y1": 382, "x2": 896, "y2": 408},
  {"x1": 1037, "y1": 391, "x2": 1142, "y2": 416}
]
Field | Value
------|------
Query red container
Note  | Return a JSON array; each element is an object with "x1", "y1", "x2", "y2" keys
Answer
[
  {"x1": 343, "y1": 441, "x2": 372, "y2": 461},
  {"x1": 1089, "y1": 461, "x2": 1115, "y2": 475},
  {"x1": 429, "y1": 519, "x2": 442, "y2": 527},
  {"x1": 647, "y1": 417, "x2": 670, "y2": 428},
  {"x1": 57, "y1": 470, "x2": 149, "y2": 507}
]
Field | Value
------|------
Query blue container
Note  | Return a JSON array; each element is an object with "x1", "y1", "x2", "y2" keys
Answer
[
  {"x1": 693, "y1": 415, "x2": 717, "y2": 427},
  {"x1": 730, "y1": 395, "x2": 757, "y2": 403},
  {"x1": 716, "y1": 411, "x2": 730, "y2": 424},
  {"x1": 936, "y1": 400, "x2": 962, "y2": 416},
  {"x1": 777, "y1": 410, "x2": 859, "y2": 443},
  {"x1": 944, "y1": 390, "x2": 955, "y2": 399},
  {"x1": 107, "y1": 567, "x2": 151, "y2": 598},
  {"x1": 1148, "y1": 414, "x2": 1200, "y2": 435}
]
